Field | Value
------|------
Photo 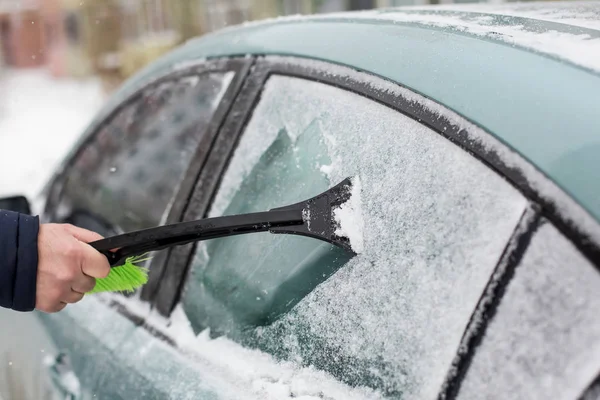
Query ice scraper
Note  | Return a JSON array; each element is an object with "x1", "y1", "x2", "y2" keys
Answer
[{"x1": 87, "y1": 178, "x2": 357, "y2": 294}]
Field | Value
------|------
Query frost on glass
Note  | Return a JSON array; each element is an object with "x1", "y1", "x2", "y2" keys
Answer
[
  {"x1": 268, "y1": 55, "x2": 600, "y2": 247},
  {"x1": 458, "y1": 222, "x2": 600, "y2": 400},
  {"x1": 61, "y1": 71, "x2": 233, "y2": 232},
  {"x1": 114, "y1": 305, "x2": 383, "y2": 400},
  {"x1": 184, "y1": 76, "x2": 527, "y2": 398},
  {"x1": 183, "y1": 109, "x2": 352, "y2": 334}
]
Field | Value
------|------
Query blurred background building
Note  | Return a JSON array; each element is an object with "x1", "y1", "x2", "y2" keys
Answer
[{"x1": 0, "y1": 0, "x2": 557, "y2": 94}]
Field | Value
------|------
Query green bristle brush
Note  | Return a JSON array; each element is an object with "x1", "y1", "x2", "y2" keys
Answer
[
  {"x1": 87, "y1": 177, "x2": 357, "y2": 294},
  {"x1": 87, "y1": 254, "x2": 151, "y2": 294}
]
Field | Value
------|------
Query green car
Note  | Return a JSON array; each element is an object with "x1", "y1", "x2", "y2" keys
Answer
[{"x1": 1, "y1": 2, "x2": 599, "y2": 399}]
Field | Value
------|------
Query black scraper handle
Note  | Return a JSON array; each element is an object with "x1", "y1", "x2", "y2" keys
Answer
[
  {"x1": 89, "y1": 178, "x2": 355, "y2": 267},
  {"x1": 90, "y1": 209, "x2": 303, "y2": 267}
]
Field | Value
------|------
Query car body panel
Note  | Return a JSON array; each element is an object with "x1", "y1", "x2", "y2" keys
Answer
[
  {"x1": 0, "y1": 297, "x2": 139, "y2": 399},
  {"x1": 59, "y1": 5, "x2": 600, "y2": 228},
  {"x1": 36, "y1": 296, "x2": 142, "y2": 399},
  {"x1": 0, "y1": 309, "x2": 58, "y2": 399}
]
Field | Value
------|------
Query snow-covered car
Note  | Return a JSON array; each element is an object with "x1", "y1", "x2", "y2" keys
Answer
[{"x1": 1, "y1": 2, "x2": 599, "y2": 399}]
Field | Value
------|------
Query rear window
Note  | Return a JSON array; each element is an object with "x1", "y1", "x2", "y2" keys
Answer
[
  {"x1": 458, "y1": 221, "x2": 600, "y2": 400},
  {"x1": 57, "y1": 72, "x2": 233, "y2": 233},
  {"x1": 180, "y1": 75, "x2": 528, "y2": 397}
]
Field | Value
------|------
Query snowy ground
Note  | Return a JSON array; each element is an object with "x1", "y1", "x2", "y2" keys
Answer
[{"x1": 0, "y1": 68, "x2": 105, "y2": 199}]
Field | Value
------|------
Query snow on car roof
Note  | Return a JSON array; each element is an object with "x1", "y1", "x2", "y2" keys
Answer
[
  {"x1": 348, "y1": 5, "x2": 600, "y2": 73},
  {"x1": 210, "y1": 1, "x2": 600, "y2": 74},
  {"x1": 405, "y1": 1, "x2": 600, "y2": 31},
  {"x1": 320, "y1": 4, "x2": 600, "y2": 74}
]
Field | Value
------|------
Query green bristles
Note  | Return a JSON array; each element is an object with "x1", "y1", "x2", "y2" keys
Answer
[{"x1": 88, "y1": 254, "x2": 150, "y2": 294}]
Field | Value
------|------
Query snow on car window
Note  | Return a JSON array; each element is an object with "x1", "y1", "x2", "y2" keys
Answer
[
  {"x1": 129, "y1": 305, "x2": 384, "y2": 400},
  {"x1": 458, "y1": 221, "x2": 600, "y2": 400},
  {"x1": 192, "y1": 75, "x2": 527, "y2": 398},
  {"x1": 61, "y1": 71, "x2": 233, "y2": 232}
]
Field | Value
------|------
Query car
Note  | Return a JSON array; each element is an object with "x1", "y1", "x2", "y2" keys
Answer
[{"x1": 0, "y1": 2, "x2": 599, "y2": 399}]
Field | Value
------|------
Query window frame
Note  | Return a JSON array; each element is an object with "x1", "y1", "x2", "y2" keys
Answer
[{"x1": 41, "y1": 56, "x2": 254, "y2": 315}]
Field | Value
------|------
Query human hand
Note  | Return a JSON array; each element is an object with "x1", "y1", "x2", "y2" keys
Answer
[{"x1": 36, "y1": 224, "x2": 110, "y2": 313}]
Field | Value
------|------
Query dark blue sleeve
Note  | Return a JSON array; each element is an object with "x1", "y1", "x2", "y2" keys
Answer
[{"x1": 0, "y1": 210, "x2": 39, "y2": 312}]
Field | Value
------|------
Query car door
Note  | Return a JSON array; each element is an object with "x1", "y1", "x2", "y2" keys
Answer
[
  {"x1": 111, "y1": 56, "x2": 600, "y2": 400},
  {"x1": 4, "y1": 58, "x2": 249, "y2": 400}
]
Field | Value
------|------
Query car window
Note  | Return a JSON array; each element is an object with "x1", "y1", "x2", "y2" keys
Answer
[
  {"x1": 56, "y1": 71, "x2": 234, "y2": 234},
  {"x1": 458, "y1": 221, "x2": 600, "y2": 400},
  {"x1": 180, "y1": 75, "x2": 528, "y2": 397}
]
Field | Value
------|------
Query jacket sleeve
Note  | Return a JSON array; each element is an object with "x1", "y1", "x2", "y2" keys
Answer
[{"x1": 0, "y1": 210, "x2": 39, "y2": 312}]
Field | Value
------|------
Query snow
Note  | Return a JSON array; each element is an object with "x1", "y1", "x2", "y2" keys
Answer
[
  {"x1": 207, "y1": 5, "x2": 600, "y2": 73},
  {"x1": 182, "y1": 328, "x2": 381, "y2": 400},
  {"x1": 302, "y1": 208, "x2": 311, "y2": 230},
  {"x1": 333, "y1": 175, "x2": 364, "y2": 253},
  {"x1": 100, "y1": 291, "x2": 152, "y2": 321},
  {"x1": 59, "y1": 371, "x2": 82, "y2": 396},
  {"x1": 0, "y1": 69, "x2": 105, "y2": 199},
  {"x1": 198, "y1": 72, "x2": 527, "y2": 397},
  {"x1": 152, "y1": 71, "x2": 233, "y2": 226},
  {"x1": 440, "y1": 205, "x2": 537, "y2": 393},
  {"x1": 367, "y1": 10, "x2": 600, "y2": 73},
  {"x1": 128, "y1": 305, "x2": 381, "y2": 400},
  {"x1": 104, "y1": 293, "x2": 379, "y2": 398},
  {"x1": 319, "y1": 163, "x2": 333, "y2": 178},
  {"x1": 458, "y1": 222, "x2": 600, "y2": 400},
  {"x1": 212, "y1": 71, "x2": 235, "y2": 109},
  {"x1": 410, "y1": 1, "x2": 600, "y2": 31},
  {"x1": 207, "y1": 73, "x2": 334, "y2": 218},
  {"x1": 42, "y1": 354, "x2": 82, "y2": 397},
  {"x1": 172, "y1": 58, "x2": 208, "y2": 73}
]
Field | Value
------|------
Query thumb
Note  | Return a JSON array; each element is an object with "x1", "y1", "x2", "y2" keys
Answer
[{"x1": 64, "y1": 224, "x2": 104, "y2": 244}]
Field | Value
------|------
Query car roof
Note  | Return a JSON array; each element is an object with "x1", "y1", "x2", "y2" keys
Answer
[
  {"x1": 404, "y1": 0, "x2": 600, "y2": 31},
  {"x1": 96, "y1": 1, "x2": 600, "y2": 226}
]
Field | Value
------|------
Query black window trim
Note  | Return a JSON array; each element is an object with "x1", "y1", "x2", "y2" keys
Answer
[
  {"x1": 438, "y1": 206, "x2": 542, "y2": 399},
  {"x1": 139, "y1": 57, "x2": 255, "y2": 303},
  {"x1": 151, "y1": 58, "x2": 267, "y2": 315}
]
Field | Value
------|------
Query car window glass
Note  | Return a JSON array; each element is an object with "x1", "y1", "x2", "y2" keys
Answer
[
  {"x1": 458, "y1": 221, "x2": 600, "y2": 400},
  {"x1": 57, "y1": 72, "x2": 233, "y2": 233},
  {"x1": 181, "y1": 75, "x2": 527, "y2": 397}
]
